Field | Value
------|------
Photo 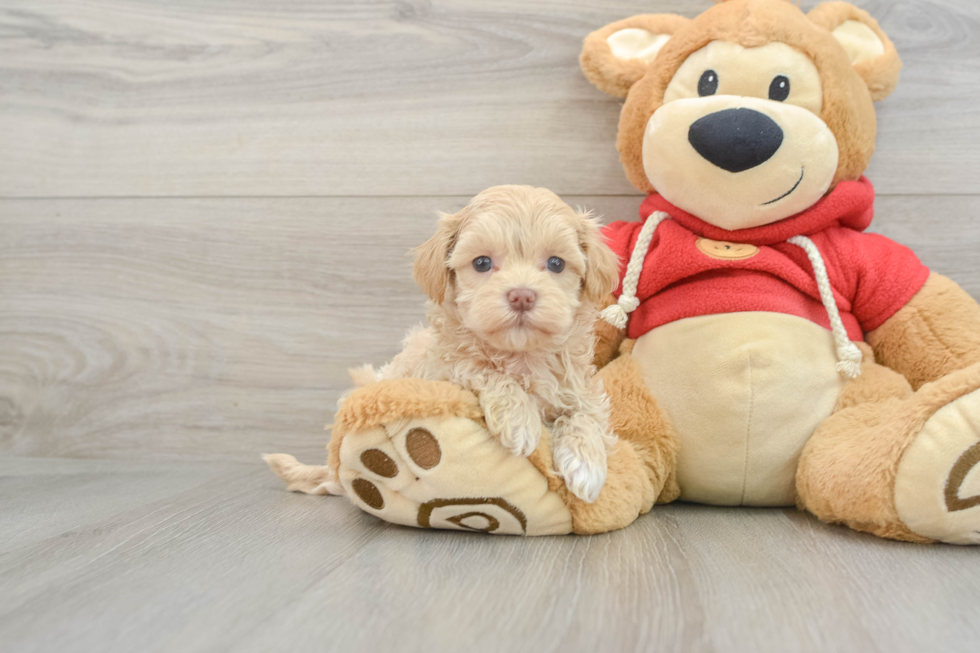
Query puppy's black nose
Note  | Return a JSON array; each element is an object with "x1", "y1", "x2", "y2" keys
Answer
[
  {"x1": 507, "y1": 288, "x2": 537, "y2": 312},
  {"x1": 688, "y1": 108, "x2": 784, "y2": 173}
]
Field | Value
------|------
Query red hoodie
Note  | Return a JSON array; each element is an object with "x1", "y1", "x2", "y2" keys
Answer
[{"x1": 601, "y1": 177, "x2": 930, "y2": 342}]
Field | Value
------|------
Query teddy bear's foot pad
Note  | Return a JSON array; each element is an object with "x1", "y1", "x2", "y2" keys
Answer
[
  {"x1": 895, "y1": 388, "x2": 980, "y2": 545},
  {"x1": 331, "y1": 380, "x2": 573, "y2": 535}
]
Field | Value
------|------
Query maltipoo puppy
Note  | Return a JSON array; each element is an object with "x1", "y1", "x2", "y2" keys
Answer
[{"x1": 367, "y1": 185, "x2": 620, "y2": 502}]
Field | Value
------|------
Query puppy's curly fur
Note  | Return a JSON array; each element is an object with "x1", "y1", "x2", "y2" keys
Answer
[{"x1": 367, "y1": 185, "x2": 620, "y2": 503}]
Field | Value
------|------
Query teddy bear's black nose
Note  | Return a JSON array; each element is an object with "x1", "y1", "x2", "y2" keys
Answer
[{"x1": 688, "y1": 108, "x2": 784, "y2": 173}]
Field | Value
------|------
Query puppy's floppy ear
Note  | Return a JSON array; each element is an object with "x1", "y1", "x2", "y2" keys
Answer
[
  {"x1": 809, "y1": 2, "x2": 902, "y2": 101},
  {"x1": 413, "y1": 211, "x2": 464, "y2": 303},
  {"x1": 577, "y1": 213, "x2": 620, "y2": 306},
  {"x1": 580, "y1": 14, "x2": 690, "y2": 99}
]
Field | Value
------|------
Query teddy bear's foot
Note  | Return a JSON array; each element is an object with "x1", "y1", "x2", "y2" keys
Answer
[
  {"x1": 798, "y1": 357, "x2": 980, "y2": 544},
  {"x1": 323, "y1": 378, "x2": 575, "y2": 535},
  {"x1": 335, "y1": 415, "x2": 573, "y2": 535},
  {"x1": 894, "y1": 387, "x2": 980, "y2": 545}
]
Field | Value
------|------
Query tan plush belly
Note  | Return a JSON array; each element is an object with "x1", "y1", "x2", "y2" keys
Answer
[{"x1": 632, "y1": 313, "x2": 846, "y2": 506}]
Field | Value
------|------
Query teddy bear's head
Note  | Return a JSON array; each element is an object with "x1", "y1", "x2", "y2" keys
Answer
[{"x1": 581, "y1": 0, "x2": 901, "y2": 230}]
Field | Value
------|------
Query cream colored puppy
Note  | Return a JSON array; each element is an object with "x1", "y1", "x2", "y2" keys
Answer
[{"x1": 367, "y1": 185, "x2": 620, "y2": 503}]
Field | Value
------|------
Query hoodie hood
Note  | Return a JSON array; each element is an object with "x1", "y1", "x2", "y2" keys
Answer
[{"x1": 639, "y1": 177, "x2": 875, "y2": 246}]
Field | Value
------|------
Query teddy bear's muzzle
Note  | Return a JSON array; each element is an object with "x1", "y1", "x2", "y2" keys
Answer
[{"x1": 688, "y1": 107, "x2": 785, "y2": 173}]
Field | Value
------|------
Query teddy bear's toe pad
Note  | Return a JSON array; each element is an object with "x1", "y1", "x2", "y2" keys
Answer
[
  {"x1": 895, "y1": 388, "x2": 980, "y2": 545},
  {"x1": 337, "y1": 415, "x2": 572, "y2": 535}
]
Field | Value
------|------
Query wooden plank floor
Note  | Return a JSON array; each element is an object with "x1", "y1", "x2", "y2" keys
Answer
[
  {"x1": 1, "y1": 1, "x2": 979, "y2": 651},
  {"x1": 3, "y1": 457, "x2": 979, "y2": 653}
]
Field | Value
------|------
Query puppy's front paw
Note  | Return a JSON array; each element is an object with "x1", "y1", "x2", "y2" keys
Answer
[
  {"x1": 479, "y1": 384, "x2": 543, "y2": 457},
  {"x1": 552, "y1": 418, "x2": 610, "y2": 503},
  {"x1": 553, "y1": 443, "x2": 607, "y2": 504},
  {"x1": 496, "y1": 412, "x2": 542, "y2": 458}
]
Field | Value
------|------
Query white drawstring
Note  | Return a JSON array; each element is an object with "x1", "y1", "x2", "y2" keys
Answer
[
  {"x1": 787, "y1": 235, "x2": 863, "y2": 379},
  {"x1": 600, "y1": 211, "x2": 670, "y2": 329}
]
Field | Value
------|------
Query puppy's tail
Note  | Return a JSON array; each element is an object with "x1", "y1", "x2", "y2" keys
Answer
[{"x1": 262, "y1": 453, "x2": 345, "y2": 496}]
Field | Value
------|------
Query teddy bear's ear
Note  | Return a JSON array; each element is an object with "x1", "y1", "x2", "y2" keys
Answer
[
  {"x1": 808, "y1": 2, "x2": 902, "y2": 101},
  {"x1": 580, "y1": 14, "x2": 691, "y2": 98}
]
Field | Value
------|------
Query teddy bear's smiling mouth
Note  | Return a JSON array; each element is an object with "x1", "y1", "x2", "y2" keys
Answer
[{"x1": 762, "y1": 167, "x2": 805, "y2": 206}]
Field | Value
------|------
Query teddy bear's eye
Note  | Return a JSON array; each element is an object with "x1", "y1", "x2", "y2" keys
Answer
[
  {"x1": 698, "y1": 70, "x2": 719, "y2": 97},
  {"x1": 472, "y1": 256, "x2": 492, "y2": 272},
  {"x1": 769, "y1": 75, "x2": 790, "y2": 102},
  {"x1": 546, "y1": 256, "x2": 565, "y2": 273}
]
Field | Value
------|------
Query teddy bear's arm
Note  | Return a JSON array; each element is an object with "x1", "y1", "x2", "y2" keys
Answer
[
  {"x1": 866, "y1": 272, "x2": 980, "y2": 390},
  {"x1": 593, "y1": 293, "x2": 626, "y2": 369}
]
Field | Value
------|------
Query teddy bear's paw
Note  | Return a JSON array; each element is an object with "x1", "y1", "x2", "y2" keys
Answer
[
  {"x1": 336, "y1": 415, "x2": 572, "y2": 536},
  {"x1": 894, "y1": 388, "x2": 980, "y2": 545}
]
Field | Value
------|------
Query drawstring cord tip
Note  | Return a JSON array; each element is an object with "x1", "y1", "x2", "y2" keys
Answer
[
  {"x1": 601, "y1": 295, "x2": 640, "y2": 329},
  {"x1": 600, "y1": 304, "x2": 629, "y2": 329},
  {"x1": 836, "y1": 343, "x2": 864, "y2": 379},
  {"x1": 837, "y1": 359, "x2": 863, "y2": 379},
  {"x1": 601, "y1": 211, "x2": 669, "y2": 331}
]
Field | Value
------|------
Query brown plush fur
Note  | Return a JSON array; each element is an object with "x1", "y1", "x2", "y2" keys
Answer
[
  {"x1": 592, "y1": 293, "x2": 627, "y2": 369},
  {"x1": 798, "y1": 359, "x2": 980, "y2": 543},
  {"x1": 807, "y1": 1, "x2": 903, "y2": 101},
  {"x1": 867, "y1": 273, "x2": 980, "y2": 391},
  {"x1": 597, "y1": 345, "x2": 681, "y2": 504},
  {"x1": 581, "y1": 0, "x2": 898, "y2": 194},
  {"x1": 579, "y1": 13, "x2": 692, "y2": 99},
  {"x1": 332, "y1": 378, "x2": 484, "y2": 438},
  {"x1": 833, "y1": 343, "x2": 912, "y2": 411}
]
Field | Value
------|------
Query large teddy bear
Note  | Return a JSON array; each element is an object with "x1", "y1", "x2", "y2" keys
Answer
[{"x1": 268, "y1": 0, "x2": 980, "y2": 544}]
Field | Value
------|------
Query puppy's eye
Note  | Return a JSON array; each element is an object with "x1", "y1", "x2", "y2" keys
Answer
[
  {"x1": 698, "y1": 70, "x2": 719, "y2": 97},
  {"x1": 472, "y1": 256, "x2": 492, "y2": 272},
  {"x1": 546, "y1": 257, "x2": 565, "y2": 273},
  {"x1": 769, "y1": 75, "x2": 790, "y2": 102}
]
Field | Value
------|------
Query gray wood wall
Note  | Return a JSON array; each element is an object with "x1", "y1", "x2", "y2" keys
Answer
[{"x1": 2, "y1": 0, "x2": 979, "y2": 465}]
